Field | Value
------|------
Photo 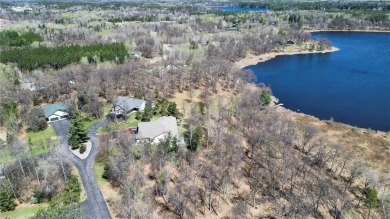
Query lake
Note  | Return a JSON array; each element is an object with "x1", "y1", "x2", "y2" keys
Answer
[
  {"x1": 210, "y1": 7, "x2": 267, "y2": 12},
  {"x1": 246, "y1": 32, "x2": 390, "y2": 131}
]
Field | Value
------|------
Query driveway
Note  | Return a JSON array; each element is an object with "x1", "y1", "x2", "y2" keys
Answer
[{"x1": 51, "y1": 119, "x2": 111, "y2": 219}]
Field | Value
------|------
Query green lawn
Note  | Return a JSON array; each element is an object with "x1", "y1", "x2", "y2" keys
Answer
[
  {"x1": 25, "y1": 125, "x2": 58, "y2": 154},
  {"x1": 1, "y1": 203, "x2": 48, "y2": 219},
  {"x1": 1, "y1": 125, "x2": 58, "y2": 164},
  {"x1": 97, "y1": 112, "x2": 139, "y2": 134},
  {"x1": 94, "y1": 161, "x2": 109, "y2": 186}
]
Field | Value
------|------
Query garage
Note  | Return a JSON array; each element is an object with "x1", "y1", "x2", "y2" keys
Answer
[{"x1": 41, "y1": 102, "x2": 71, "y2": 123}]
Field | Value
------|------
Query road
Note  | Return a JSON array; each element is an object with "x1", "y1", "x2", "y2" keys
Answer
[{"x1": 51, "y1": 118, "x2": 111, "y2": 219}]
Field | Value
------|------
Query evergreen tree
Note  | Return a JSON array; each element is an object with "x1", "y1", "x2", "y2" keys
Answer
[
  {"x1": 168, "y1": 136, "x2": 178, "y2": 153},
  {"x1": 261, "y1": 90, "x2": 271, "y2": 106},
  {"x1": 68, "y1": 113, "x2": 88, "y2": 150},
  {"x1": 141, "y1": 102, "x2": 153, "y2": 122},
  {"x1": 0, "y1": 190, "x2": 16, "y2": 212},
  {"x1": 102, "y1": 163, "x2": 111, "y2": 180},
  {"x1": 33, "y1": 176, "x2": 81, "y2": 219},
  {"x1": 167, "y1": 102, "x2": 180, "y2": 118},
  {"x1": 186, "y1": 126, "x2": 204, "y2": 151}
]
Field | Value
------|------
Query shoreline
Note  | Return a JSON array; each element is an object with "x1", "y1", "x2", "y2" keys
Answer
[
  {"x1": 235, "y1": 46, "x2": 339, "y2": 69},
  {"x1": 307, "y1": 29, "x2": 390, "y2": 33}
]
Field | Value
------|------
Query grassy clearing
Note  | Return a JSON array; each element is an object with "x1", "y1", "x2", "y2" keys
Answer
[
  {"x1": 26, "y1": 125, "x2": 58, "y2": 149},
  {"x1": 1, "y1": 203, "x2": 48, "y2": 219}
]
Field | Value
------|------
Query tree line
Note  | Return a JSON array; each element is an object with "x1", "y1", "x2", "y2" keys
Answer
[
  {"x1": 0, "y1": 43, "x2": 127, "y2": 70},
  {"x1": 237, "y1": 1, "x2": 390, "y2": 11},
  {"x1": 0, "y1": 30, "x2": 42, "y2": 47}
]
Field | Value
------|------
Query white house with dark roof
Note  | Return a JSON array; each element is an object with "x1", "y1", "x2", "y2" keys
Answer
[
  {"x1": 41, "y1": 103, "x2": 70, "y2": 122},
  {"x1": 136, "y1": 116, "x2": 178, "y2": 144},
  {"x1": 111, "y1": 96, "x2": 146, "y2": 117}
]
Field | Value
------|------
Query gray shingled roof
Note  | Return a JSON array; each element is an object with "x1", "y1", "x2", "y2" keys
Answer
[
  {"x1": 41, "y1": 103, "x2": 70, "y2": 118},
  {"x1": 137, "y1": 116, "x2": 178, "y2": 140},
  {"x1": 113, "y1": 96, "x2": 145, "y2": 112}
]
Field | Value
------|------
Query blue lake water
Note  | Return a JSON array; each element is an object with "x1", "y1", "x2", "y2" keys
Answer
[
  {"x1": 211, "y1": 7, "x2": 267, "y2": 12},
  {"x1": 246, "y1": 32, "x2": 390, "y2": 131}
]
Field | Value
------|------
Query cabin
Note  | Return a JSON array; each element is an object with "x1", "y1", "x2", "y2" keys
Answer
[
  {"x1": 110, "y1": 96, "x2": 145, "y2": 117},
  {"x1": 41, "y1": 103, "x2": 70, "y2": 122},
  {"x1": 136, "y1": 116, "x2": 178, "y2": 144}
]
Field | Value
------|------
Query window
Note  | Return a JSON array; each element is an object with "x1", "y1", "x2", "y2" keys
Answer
[{"x1": 50, "y1": 117, "x2": 59, "y2": 122}]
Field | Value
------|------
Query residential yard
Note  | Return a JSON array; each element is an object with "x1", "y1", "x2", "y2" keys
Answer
[
  {"x1": 97, "y1": 112, "x2": 139, "y2": 134},
  {"x1": 26, "y1": 125, "x2": 58, "y2": 150},
  {"x1": 0, "y1": 124, "x2": 58, "y2": 163},
  {"x1": 0, "y1": 203, "x2": 48, "y2": 219},
  {"x1": 82, "y1": 105, "x2": 112, "y2": 128}
]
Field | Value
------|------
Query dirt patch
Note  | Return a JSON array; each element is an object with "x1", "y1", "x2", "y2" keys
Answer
[{"x1": 0, "y1": 127, "x2": 6, "y2": 141}]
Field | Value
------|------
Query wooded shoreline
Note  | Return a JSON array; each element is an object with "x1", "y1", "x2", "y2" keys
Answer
[{"x1": 235, "y1": 46, "x2": 339, "y2": 69}]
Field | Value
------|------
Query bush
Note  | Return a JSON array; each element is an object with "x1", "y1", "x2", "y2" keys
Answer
[
  {"x1": 79, "y1": 144, "x2": 86, "y2": 154},
  {"x1": 25, "y1": 108, "x2": 47, "y2": 132},
  {"x1": 0, "y1": 190, "x2": 16, "y2": 212},
  {"x1": 32, "y1": 187, "x2": 44, "y2": 204},
  {"x1": 363, "y1": 187, "x2": 379, "y2": 209},
  {"x1": 102, "y1": 163, "x2": 110, "y2": 180},
  {"x1": 261, "y1": 90, "x2": 271, "y2": 106}
]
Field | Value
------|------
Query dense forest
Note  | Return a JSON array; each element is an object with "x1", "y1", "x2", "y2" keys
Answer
[
  {"x1": 0, "y1": 30, "x2": 42, "y2": 47},
  {"x1": 0, "y1": 1, "x2": 389, "y2": 218},
  {"x1": 0, "y1": 43, "x2": 127, "y2": 70}
]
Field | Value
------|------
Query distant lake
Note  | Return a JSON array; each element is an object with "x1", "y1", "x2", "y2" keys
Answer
[
  {"x1": 210, "y1": 6, "x2": 267, "y2": 12},
  {"x1": 246, "y1": 32, "x2": 390, "y2": 131}
]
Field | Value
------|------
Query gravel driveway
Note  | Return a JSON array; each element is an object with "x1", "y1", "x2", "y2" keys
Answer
[{"x1": 51, "y1": 119, "x2": 111, "y2": 219}]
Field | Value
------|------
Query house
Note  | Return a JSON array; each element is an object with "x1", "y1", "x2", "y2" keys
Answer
[
  {"x1": 110, "y1": 96, "x2": 145, "y2": 117},
  {"x1": 41, "y1": 103, "x2": 70, "y2": 122},
  {"x1": 136, "y1": 116, "x2": 178, "y2": 144}
]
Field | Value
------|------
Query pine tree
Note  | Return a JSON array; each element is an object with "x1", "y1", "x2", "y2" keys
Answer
[
  {"x1": 141, "y1": 103, "x2": 153, "y2": 122},
  {"x1": 68, "y1": 113, "x2": 88, "y2": 150},
  {"x1": 261, "y1": 90, "x2": 271, "y2": 106},
  {"x1": 0, "y1": 190, "x2": 16, "y2": 212},
  {"x1": 167, "y1": 102, "x2": 180, "y2": 118}
]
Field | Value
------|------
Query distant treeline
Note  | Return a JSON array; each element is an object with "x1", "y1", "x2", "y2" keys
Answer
[
  {"x1": 108, "y1": 14, "x2": 158, "y2": 23},
  {"x1": 0, "y1": 31, "x2": 42, "y2": 47},
  {"x1": 0, "y1": 43, "x2": 127, "y2": 70},
  {"x1": 237, "y1": 1, "x2": 390, "y2": 11}
]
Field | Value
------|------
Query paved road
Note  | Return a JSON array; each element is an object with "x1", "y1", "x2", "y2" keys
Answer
[{"x1": 51, "y1": 119, "x2": 110, "y2": 219}]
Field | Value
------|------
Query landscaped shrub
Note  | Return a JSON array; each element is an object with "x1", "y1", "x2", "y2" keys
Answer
[{"x1": 79, "y1": 144, "x2": 86, "y2": 154}]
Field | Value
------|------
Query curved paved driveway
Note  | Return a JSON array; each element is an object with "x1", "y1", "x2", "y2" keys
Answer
[{"x1": 52, "y1": 119, "x2": 110, "y2": 219}]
